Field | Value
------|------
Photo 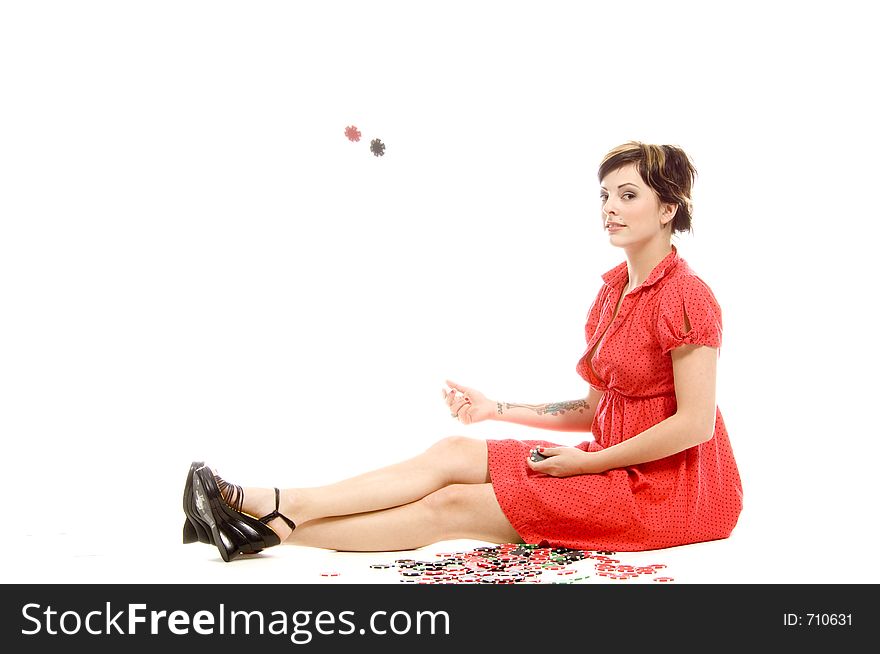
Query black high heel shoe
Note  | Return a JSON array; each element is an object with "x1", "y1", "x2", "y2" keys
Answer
[
  {"x1": 182, "y1": 464, "x2": 264, "y2": 554},
  {"x1": 182, "y1": 463, "x2": 273, "y2": 548},
  {"x1": 182, "y1": 461, "x2": 213, "y2": 544},
  {"x1": 191, "y1": 465, "x2": 297, "y2": 563}
]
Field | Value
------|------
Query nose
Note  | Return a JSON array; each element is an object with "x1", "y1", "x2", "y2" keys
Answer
[{"x1": 602, "y1": 198, "x2": 618, "y2": 220}]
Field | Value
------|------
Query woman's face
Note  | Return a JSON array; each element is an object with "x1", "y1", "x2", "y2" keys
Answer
[{"x1": 599, "y1": 163, "x2": 675, "y2": 247}]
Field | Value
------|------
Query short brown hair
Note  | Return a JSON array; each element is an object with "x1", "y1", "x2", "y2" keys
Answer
[{"x1": 598, "y1": 141, "x2": 698, "y2": 234}]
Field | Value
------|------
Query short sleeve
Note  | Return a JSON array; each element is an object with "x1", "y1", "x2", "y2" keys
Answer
[
  {"x1": 656, "y1": 275, "x2": 722, "y2": 354},
  {"x1": 583, "y1": 284, "x2": 611, "y2": 342}
]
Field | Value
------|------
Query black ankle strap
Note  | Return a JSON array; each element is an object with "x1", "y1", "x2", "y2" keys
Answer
[
  {"x1": 215, "y1": 474, "x2": 244, "y2": 513},
  {"x1": 258, "y1": 488, "x2": 297, "y2": 531}
]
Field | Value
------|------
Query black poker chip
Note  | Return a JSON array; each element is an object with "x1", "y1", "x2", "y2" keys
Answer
[{"x1": 370, "y1": 138, "x2": 386, "y2": 157}]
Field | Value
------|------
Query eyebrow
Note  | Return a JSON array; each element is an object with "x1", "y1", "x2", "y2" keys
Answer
[{"x1": 600, "y1": 183, "x2": 640, "y2": 190}]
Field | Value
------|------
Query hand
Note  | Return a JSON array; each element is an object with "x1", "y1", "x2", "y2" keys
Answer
[
  {"x1": 525, "y1": 446, "x2": 604, "y2": 477},
  {"x1": 442, "y1": 379, "x2": 494, "y2": 425}
]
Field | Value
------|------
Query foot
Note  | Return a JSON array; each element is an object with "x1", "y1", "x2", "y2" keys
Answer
[{"x1": 216, "y1": 475, "x2": 296, "y2": 542}]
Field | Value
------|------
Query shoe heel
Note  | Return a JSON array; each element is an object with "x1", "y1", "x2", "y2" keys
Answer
[
  {"x1": 182, "y1": 518, "x2": 199, "y2": 544},
  {"x1": 192, "y1": 466, "x2": 281, "y2": 562},
  {"x1": 182, "y1": 461, "x2": 214, "y2": 545}
]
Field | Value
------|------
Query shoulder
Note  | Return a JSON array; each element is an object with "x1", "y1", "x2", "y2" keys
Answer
[{"x1": 658, "y1": 261, "x2": 720, "y2": 307}]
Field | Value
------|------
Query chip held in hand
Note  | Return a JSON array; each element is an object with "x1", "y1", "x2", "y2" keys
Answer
[{"x1": 529, "y1": 448, "x2": 548, "y2": 462}]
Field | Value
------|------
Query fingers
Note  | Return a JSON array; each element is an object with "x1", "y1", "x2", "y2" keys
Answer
[
  {"x1": 442, "y1": 385, "x2": 470, "y2": 409},
  {"x1": 442, "y1": 386, "x2": 472, "y2": 420},
  {"x1": 451, "y1": 397, "x2": 471, "y2": 418},
  {"x1": 445, "y1": 380, "x2": 471, "y2": 399}
]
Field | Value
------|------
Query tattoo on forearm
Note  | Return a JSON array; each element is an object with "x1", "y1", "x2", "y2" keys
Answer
[{"x1": 497, "y1": 400, "x2": 589, "y2": 416}]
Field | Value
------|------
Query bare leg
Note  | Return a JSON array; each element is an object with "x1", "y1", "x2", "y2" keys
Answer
[
  {"x1": 287, "y1": 483, "x2": 523, "y2": 551},
  {"x1": 228, "y1": 436, "x2": 492, "y2": 539}
]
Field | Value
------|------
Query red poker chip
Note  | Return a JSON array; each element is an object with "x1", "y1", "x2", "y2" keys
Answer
[
  {"x1": 653, "y1": 577, "x2": 674, "y2": 582},
  {"x1": 344, "y1": 125, "x2": 361, "y2": 142}
]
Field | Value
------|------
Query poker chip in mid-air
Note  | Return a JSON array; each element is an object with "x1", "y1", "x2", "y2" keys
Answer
[
  {"x1": 370, "y1": 138, "x2": 386, "y2": 157},
  {"x1": 344, "y1": 125, "x2": 361, "y2": 142}
]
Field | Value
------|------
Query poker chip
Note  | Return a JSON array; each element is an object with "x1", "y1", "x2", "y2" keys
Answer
[
  {"x1": 344, "y1": 125, "x2": 361, "y2": 142},
  {"x1": 370, "y1": 138, "x2": 386, "y2": 157},
  {"x1": 369, "y1": 564, "x2": 391, "y2": 569},
  {"x1": 320, "y1": 572, "x2": 340, "y2": 577},
  {"x1": 653, "y1": 577, "x2": 674, "y2": 582}
]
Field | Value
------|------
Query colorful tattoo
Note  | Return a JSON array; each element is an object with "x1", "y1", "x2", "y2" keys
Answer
[{"x1": 503, "y1": 400, "x2": 589, "y2": 416}]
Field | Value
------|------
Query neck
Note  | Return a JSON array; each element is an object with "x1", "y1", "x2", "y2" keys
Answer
[{"x1": 623, "y1": 240, "x2": 673, "y2": 291}]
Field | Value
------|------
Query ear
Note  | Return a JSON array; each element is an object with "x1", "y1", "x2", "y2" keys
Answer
[{"x1": 660, "y1": 202, "x2": 678, "y2": 227}]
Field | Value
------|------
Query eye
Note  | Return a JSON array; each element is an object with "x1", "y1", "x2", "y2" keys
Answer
[{"x1": 599, "y1": 192, "x2": 635, "y2": 201}]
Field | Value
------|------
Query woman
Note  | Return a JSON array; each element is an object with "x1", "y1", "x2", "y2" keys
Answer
[{"x1": 183, "y1": 141, "x2": 743, "y2": 562}]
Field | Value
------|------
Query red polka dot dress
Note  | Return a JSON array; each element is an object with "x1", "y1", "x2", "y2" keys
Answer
[{"x1": 487, "y1": 245, "x2": 743, "y2": 551}]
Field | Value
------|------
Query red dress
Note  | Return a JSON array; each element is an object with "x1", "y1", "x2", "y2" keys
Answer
[{"x1": 487, "y1": 245, "x2": 743, "y2": 551}]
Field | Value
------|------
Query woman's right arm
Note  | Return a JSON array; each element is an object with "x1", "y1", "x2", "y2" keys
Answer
[{"x1": 494, "y1": 385, "x2": 603, "y2": 433}]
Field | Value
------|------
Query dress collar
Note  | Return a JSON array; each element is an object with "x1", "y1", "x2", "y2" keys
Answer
[{"x1": 600, "y1": 244, "x2": 681, "y2": 292}]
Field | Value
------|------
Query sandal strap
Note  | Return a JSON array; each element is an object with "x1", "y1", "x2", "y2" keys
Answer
[
  {"x1": 258, "y1": 488, "x2": 297, "y2": 531},
  {"x1": 215, "y1": 474, "x2": 244, "y2": 513}
]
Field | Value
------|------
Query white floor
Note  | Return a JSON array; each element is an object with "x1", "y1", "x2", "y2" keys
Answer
[{"x1": 6, "y1": 506, "x2": 874, "y2": 585}]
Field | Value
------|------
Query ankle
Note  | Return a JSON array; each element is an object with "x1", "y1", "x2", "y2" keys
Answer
[{"x1": 278, "y1": 488, "x2": 302, "y2": 524}]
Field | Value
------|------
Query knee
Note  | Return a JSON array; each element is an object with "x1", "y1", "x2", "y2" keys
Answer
[
  {"x1": 421, "y1": 484, "x2": 473, "y2": 520},
  {"x1": 427, "y1": 435, "x2": 479, "y2": 458}
]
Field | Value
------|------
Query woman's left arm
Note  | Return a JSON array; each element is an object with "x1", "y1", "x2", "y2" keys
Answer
[
  {"x1": 588, "y1": 343, "x2": 718, "y2": 472},
  {"x1": 528, "y1": 344, "x2": 718, "y2": 477}
]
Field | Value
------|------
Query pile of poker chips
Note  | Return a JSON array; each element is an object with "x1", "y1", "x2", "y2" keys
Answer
[
  {"x1": 370, "y1": 543, "x2": 673, "y2": 584},
  {"x1": 593, "y1": 558, "x2": 672, "y2": 581},
  {"x1": 368, "y1": 543, "x2": 673, "y2": 584}
]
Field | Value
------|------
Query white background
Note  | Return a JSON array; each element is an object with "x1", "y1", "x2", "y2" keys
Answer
[{"x1": 2, "y1": 0, "x2": 878, "y2": 582}]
